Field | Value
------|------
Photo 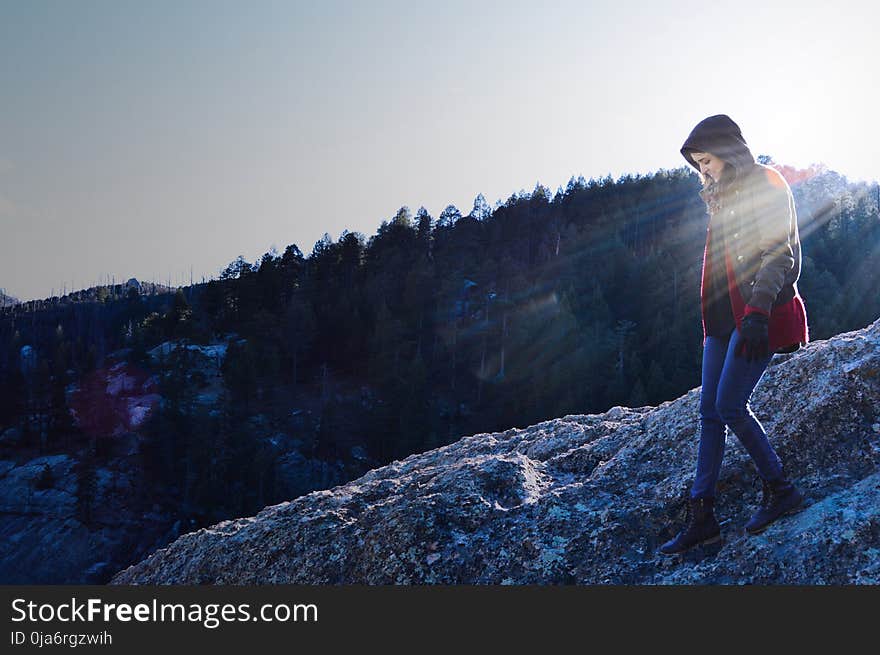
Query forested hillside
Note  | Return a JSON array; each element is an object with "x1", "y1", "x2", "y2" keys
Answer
[{"x1": 1, "y1": 160, "x2": 878, "y2": 582}]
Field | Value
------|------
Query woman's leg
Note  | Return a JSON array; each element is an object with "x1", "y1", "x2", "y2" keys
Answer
[
  {"x1": 690, "y1": 331, "x2": 731, "y2": 499},
  {"x1": 714, "y1": 326, "x2": 783, "y2": 482}
]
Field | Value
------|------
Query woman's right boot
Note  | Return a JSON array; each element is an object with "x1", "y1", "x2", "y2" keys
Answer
[{"x1": 659, "y1": 497, "x2": 722, "y2": 556}]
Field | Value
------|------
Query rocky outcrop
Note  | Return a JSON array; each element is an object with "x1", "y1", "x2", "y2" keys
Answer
[
  {"x1": 111, "y1": 317, "x2": 880, "y2": 585},
  {"x1": 0, "y1": 453, "x2": 172, "y2": 584}
]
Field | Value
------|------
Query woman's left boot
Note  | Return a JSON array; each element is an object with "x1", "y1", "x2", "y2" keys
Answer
[{"x1": 744, "y1": 476, "x2": 804, "y2": 535}]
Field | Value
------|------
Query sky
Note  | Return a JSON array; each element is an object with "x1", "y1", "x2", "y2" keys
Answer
[{"x1": 1, "y1": 0, "x2": 878, "y2": 302}]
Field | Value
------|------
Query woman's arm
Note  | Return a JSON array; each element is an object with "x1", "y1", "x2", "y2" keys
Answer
[{"x1": 746, "y1": 168, "x2": 796, "y2": 315}]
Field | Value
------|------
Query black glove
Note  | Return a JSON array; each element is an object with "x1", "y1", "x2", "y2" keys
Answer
[{"x1": 737, "y1": 313, "x2": 769, "y2": 362}]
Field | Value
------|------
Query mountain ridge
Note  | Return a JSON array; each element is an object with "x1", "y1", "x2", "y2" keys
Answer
[{"x1": 111, "y1": 315, "x2": 880, "y2": 584}]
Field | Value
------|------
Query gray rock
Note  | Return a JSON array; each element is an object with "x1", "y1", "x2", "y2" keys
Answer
[
  {"x1": 0, "y1": 455, "x2": 76, "y2": 515},
  {"x1": 0, "y1": 453, "x2": 166, "y2": 584},
  {"x1": 111, "y1": 316, "x2": 880, "y2": 585}
]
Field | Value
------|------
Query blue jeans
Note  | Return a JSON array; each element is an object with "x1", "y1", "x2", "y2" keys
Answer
[{"x1": 691, "y1": 326, "x2": 784, "y2": 499}]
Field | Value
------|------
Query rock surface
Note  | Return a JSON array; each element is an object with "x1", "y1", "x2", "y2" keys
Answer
[
  {"x1": 111, "y1": 317, "x2": 880, "y2": 584},
  {"x1": 0, "y1": 454, "x2": 171, "y2": 584}
]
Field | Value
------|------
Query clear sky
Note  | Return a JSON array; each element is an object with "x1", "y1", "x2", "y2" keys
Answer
[{"x1": 2, "y1": 0, "x2": 878, "y2": 302}]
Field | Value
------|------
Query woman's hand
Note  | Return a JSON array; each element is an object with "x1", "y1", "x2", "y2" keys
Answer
[{"x1": 738, "y1": 313, "x2": 769, "y2": 361}]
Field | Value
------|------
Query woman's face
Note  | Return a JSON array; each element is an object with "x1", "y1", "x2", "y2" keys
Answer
[{"x1": 690, "y1": 151, "x2": 726, "y2": 184}]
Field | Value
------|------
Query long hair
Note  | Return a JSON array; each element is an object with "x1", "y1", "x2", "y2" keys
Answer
[{"x1": 697, "y1": 157, "x2": 750, "y2": 217}]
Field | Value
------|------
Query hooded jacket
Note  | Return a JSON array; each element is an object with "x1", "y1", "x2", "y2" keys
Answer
[{"x1": 681, "y1": 114, "x2": 809, "y2": 354}]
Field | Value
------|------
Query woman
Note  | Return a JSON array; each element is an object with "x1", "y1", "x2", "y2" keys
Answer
[{"x1": 659, "y1": 114, "x2": 809, "y2": 556}]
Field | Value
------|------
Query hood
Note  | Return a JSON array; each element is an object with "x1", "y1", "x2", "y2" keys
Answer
[{"x1": 681, "y1": 114, "x2": 756, "y2": 172}]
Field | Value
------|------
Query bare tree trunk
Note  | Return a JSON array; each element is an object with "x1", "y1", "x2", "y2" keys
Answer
[
  {"x1": 673, "y1": 267, "x2": 678, "y2": 322},
  {"x1": 500, "y1": 311, "x2": 508, "y2": 378},
  {"x1": 477, "y1": 297, "x2": 489, "y2": 403},
  {"x1": 451, "y1": 319, "x2": 457, "y2": 392}
]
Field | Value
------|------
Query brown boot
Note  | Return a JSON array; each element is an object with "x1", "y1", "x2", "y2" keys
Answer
[
  {"x1": 659, "y1": 497, "x2": 722, "y2": 556},
  {"x1": 744, "y1": 477, "x2": 804, "y2": 535}
]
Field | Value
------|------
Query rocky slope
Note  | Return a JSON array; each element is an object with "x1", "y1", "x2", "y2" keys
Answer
[{"x1": 111, "y1": 317, "x2": 880, "y2": 584}]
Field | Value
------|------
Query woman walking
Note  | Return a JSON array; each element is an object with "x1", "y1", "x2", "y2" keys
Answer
[{"x1": 660, "y1": 114, "x2": 809, "y2": 556}]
